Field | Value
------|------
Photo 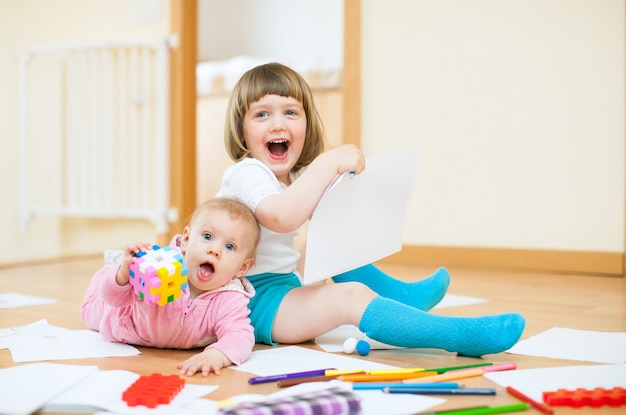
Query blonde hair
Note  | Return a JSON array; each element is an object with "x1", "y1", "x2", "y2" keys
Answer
[
  {"x1": 224, "y1": 62, "x2": 325, "y2": 173},
  {"x1": 188, "y1": 198, "x2": 260, "y2": 256}
]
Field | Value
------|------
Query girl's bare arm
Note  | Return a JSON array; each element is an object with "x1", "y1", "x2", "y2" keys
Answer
[{"x1": 255, "y1": 145, "x2": 365, "y2": 233}]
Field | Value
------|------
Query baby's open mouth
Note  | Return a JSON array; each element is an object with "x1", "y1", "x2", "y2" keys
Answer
[
  {"x1": 199, "y1": 263, "x2": 214, "y2": 280},
  {"x1": 267, "y1": 140, "x2": 289, "y2": 156}
]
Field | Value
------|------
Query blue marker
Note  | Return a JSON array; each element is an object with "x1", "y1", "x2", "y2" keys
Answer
[
  {"x1": 353, "y1": 382, "x2": 461, "y2": 391},
  {"x1": 384, "y1": 387, "x2": 496, "y2": 395}
]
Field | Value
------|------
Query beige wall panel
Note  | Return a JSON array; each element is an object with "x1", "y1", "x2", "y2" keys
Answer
[{"x1": 361, "y1": 0, "x2": 624, "y2": 253}]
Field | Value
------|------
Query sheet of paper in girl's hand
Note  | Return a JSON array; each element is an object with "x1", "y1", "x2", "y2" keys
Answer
[{"x1": 303, "y1": 149, "x2": 419, "y2": 285}]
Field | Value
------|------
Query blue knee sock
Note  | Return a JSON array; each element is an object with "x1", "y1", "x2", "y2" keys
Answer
[
  {"x1": 358, "y1": 296, "x2": 525, "y2": 357},
  {"x1": 332, "y1": 264, "x2": 450, "y2": 311}
]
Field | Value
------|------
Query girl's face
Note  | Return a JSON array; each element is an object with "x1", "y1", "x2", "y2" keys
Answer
[
  {"x1": 243, "y1": 94, "x2": 307, "y2": 184},
  {"x1": 180, "y1": 208, "x2": 255, "y2": 298}
]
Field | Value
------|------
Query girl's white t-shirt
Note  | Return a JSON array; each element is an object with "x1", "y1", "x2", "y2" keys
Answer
[{"x1": 216, "y1": 157, "x2": 300, "y2": 276}]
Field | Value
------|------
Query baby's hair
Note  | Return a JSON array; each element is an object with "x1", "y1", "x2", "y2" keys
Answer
[
  {"x1": 188, "y1": 198, "x2": 261, "y2": 256},
  {"x1": 224, "y1": 62, "x2": 325, "y2": 173}
]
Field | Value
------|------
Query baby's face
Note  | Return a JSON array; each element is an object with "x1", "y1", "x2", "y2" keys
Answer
[{"x1": 181, "y1": 208, "x2": 254, "y2": 297}]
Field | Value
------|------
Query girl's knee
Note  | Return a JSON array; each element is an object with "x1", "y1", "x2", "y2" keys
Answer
[
  {"x1": 328, "y1": 282, "x2": 376, "y2": 324},
  {"x1": 333, "y1": 281, "x2": 376, "y2": 304}
]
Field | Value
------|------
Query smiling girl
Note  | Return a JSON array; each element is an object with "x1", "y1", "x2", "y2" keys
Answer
[{"x1": 216, "y1": 62, "x2": 525, "y2": 357}]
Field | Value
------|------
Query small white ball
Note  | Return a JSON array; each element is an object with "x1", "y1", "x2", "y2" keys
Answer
[{"x1": 342, "y1": 337, "x2": 358, "y2": 354}]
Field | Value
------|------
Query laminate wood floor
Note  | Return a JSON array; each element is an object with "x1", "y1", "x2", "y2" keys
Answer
[{"x1": 1, "y1": 257, "x2": 624, "y2": 414}]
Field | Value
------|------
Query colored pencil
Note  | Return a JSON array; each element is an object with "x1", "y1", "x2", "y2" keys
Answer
[
  {"x1": 482, "y1": 362, "x2": 517, "y2": 373},
  {"x1": 426, "y1": 362, "x2": 493, "y2": 374},
  {"x1": 340, "y1": 371, "x2": 437, "y2": 382},
  {"x1": 277, "y1": 375, "x2": 336, "y2": 387},
  {"x1": 506, "y1": 386, "x2": 553, "y2": 414},
  {"x1": 384, "y1": 387, "x2": 496, "y2": 395},
  {"x1": 248, "y1": 368, "x2": 335, "y2": 384},
  {"x1": 414, "y1": 403, "x2": 528, "y2": 415},
  {"x1": 352, "y1": 382, "x2": 461, "y2": 390},
  {"x1": 412, "y1": 406, "x2": 489, "y2": 415},
  {"x1": 325, "y1": 367, "x2": 424, "y2": 377},
  {"x1": 403, "y1": 368, "x2": 485, "y2": 384},
  {"x1": 404, "y1": 362, "x2": 517, "y2": 384},
  {"x1": 442, "y1": 403, "x2": 529, "y2": 415}
]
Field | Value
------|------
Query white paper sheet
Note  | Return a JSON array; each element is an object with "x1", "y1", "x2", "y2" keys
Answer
[
  {"x1": 485, "y1": 364, "x2": 626, "y2": 402},
  {"x1": 507, "y1": 327, "x2": 626, "y2": 364},
  {"x1": 44, "y1": 369, "x2": 217, "y2": 414},
  {"x1": 0, "y1": 363, "x2": 98, "y2": 415},
  {"x1": 230, "y1": 345, "x2": 397, "y2": 377},
  {"x1": 1, "y1": 320, "x2": 140, "y2": 362},
  {"x1": 0, "y1": 292, "x2": 57, "y2": 308},
  {"x1": 303, "y1": 150, "x2": 419, "y2": 285},
  {"x1": 355, "y1": 388, "x2": 445, "y2": 415},
  {"x1": 0, "y1": 318, "x2": 49, "y2": 349},
  {"x1": 433, "y1": 293, "x2": 488, "y2": 309}
]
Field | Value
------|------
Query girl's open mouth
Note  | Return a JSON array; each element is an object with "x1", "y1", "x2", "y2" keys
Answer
[{"x1": 267, "y1": 140, "x2": 289, "y2": 156}]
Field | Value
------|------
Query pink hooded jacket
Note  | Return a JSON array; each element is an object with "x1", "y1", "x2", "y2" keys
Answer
[{"x1": 80, "y1": 237, "x2": 255, "y2": 365}]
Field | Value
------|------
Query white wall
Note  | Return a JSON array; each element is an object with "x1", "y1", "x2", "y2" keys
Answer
[
  {"x1": 197, "y1": 0, "x2": 343, "y2": 66},
  {"x1": 0, "y1": 0, "x2": 170, "y2": 263},
  {"x1": 362, "y1": 0, "x2": 624, "y2": 252},
  {"x1": 1, "y1": 0, "x2": 623, "y2": 265}
]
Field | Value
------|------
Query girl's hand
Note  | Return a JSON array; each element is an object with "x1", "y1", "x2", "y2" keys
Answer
[
  {"x1": 115, "y1": 242, "x2": 154, "y2": 286},
  {"x1": 322, "y1": 144, "x2": 365, "y2": 176},
  {"x1": 177, "y1": 348, "x2": 231, "y2": 376},
  {"x1": 254, "y1": 144, "x2": 365, "y2": 234}
]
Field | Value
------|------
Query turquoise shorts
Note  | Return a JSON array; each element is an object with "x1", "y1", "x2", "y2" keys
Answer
[{"x1": 246, "y1": 272, "x2": 302, "y2": 345}]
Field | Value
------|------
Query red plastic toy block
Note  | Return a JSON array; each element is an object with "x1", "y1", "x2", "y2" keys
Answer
[
  {"x1": 543, "y1": 387, "x2": 626, "y2": 408},
  {"x1": 122, "y1": 373, "x2": 185, "y2": 408}
]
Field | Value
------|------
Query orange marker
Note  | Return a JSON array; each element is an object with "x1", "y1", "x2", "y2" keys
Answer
[
  {"x1": 403, "y1": 368, "x2": 485, "y2": 384},
  {"x1": 404, "y1": 361, "x2": 517, "y2": 384}
]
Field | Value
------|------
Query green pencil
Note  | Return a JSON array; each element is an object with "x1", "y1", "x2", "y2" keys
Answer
[
  {"x1": 426, "y1": 362, "x2": 493, "y2": 374},
  {"x1": 421, "y1": 403, "x2": 529, "y2": 415},
  {"x1": 413, "y1": 407, "x2": 488, "y2": 415}
]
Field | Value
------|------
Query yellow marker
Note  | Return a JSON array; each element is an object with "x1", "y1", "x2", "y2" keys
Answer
[
  {"x1": 341, "y1": 371, "x2": 437, "y2": 382},
  {"x1": 324, "y1": 369, "x2": 365, "y2": 377},
  {"x1": 325, "y1": 367, "x2": 424, "y2": 377},
  {"x1": 215, "y1": 398, "x2": 236, "y2": 409},
  {"x1": 366, "y1": 367, "x2": 425, "y2": 375}
]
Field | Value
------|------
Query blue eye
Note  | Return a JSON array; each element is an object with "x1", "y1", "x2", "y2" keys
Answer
[
  {"x1": 225, "y1": 243, "x2": 235, "y2": 251},
  {"x1": 203, "y1": 233, "x2": 213, "y2": 241}
]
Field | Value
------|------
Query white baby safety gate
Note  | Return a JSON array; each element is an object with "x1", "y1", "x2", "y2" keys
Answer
[{"x1": 18, "y1": 37, "x2": 176, "y2": 234}]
